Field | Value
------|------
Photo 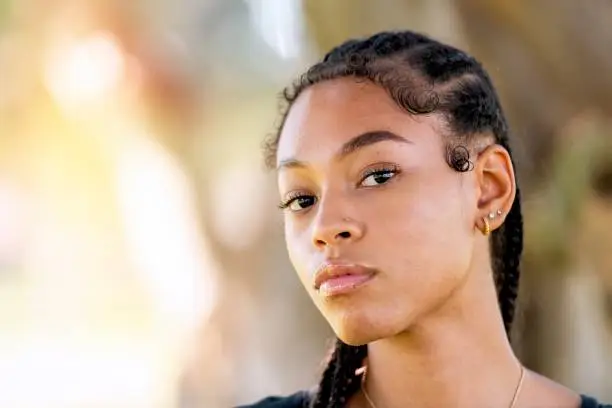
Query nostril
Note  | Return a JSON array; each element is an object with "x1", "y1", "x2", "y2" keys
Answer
[
  {"x1": 337, "y1": 231, "x2": 351, "y2": 239},
  {"x1": 314, "y1": 231, "x2": 352, "y2": 247}
]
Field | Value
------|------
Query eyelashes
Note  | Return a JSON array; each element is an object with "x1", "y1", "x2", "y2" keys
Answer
[
  {"x1": 359, "y1": 164, "x2": 401, "y2": 187},
  {"x1": 278, "y1": 192, "x2": 317, "y2": 211},
  {"x1": 278, "y1": 164, "x2": 402, "y2": 213}
]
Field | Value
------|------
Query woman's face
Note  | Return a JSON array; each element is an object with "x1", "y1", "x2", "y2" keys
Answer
[{"x1": 276, "y1": 78, "x2": 481, "y2": 345}]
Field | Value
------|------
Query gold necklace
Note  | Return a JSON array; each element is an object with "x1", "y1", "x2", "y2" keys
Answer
[{"x1": 360, "y1": 365, "x2": 526, "y2": 408}]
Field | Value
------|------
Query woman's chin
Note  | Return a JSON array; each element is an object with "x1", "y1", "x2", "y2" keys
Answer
[
  {"x1": 335, "y1": 331, "x2": 377, "y2": 346},
  {"x1": 321, "y1": 304, "x2": 406, "y2": 346},
  {"x1": 330, "y1": 315, "x2": 399, "y2": 346}
]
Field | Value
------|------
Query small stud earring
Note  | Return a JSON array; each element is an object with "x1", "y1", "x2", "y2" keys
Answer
[
  {"x1": 497, "y1": 209, "x2": 503, "y2": 216},
  {"x1": 488, "y1": 212, "x2": 496, "y2": 220}
]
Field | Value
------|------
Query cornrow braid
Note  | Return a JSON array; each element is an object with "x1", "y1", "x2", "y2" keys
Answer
[
  {"x1": 266, "y1": 30, "x2": 523, "y2": 408},
  {"x1": 309, "y1": 341, "x2": 366, "y2": 408},
  {"x1": 330, "y1": 342, "x2": 367, "y2": 407},
  {"x1": 493, "y1": 170, "x2": 524, "y2": 336}
]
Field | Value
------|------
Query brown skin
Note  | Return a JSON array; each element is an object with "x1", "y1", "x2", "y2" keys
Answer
[{"x1": 276, "y1": 78, "x2": 581, "y2": 407}]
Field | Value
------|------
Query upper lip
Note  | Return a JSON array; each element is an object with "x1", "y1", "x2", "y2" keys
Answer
[{"x1": 313, "y1": 261, "x2": 377, "y2": 290}]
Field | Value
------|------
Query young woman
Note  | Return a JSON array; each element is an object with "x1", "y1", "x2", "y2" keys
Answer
[{"x1": 240, "y1": 30, "x2": 611, "y2": 408}]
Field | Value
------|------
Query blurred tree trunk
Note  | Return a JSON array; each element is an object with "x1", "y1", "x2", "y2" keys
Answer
[
  {"x1": 453, "y1": 0, "x2": 612, "y2": 180},
  {"x1": 304, "y1": 0, "x2": 460, "y2": 52},
  {"x1": 452, "y1": 0, "x2": 612, "y2": 397}
]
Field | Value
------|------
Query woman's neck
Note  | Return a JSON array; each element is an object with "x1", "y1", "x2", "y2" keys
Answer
[{"x1": 360, "y1": 266, "x2": 522, "y2": 408}]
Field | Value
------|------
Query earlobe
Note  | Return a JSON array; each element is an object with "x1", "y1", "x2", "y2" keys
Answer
[
  {"x1": 473, "y1": 144, "x2": 516, "y2": 234},
  {"x1": 476, "y1": 209, "x2": 504, "y2": 236}
]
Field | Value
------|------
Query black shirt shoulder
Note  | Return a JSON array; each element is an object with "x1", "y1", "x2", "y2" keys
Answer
[
  {"x1": 239, "y1": 391, "x2": 612, "y2": 408},
  {"x1": 236, "y1": 391, "x2": 311, "y2": 408},
  {"x1": 581, "y1": 394, "x2": 612, "y2": 408}
]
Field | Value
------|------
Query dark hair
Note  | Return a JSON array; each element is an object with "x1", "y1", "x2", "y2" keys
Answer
[{"x1": 264, "y1": 30, "x2": 523, "y2": 408}]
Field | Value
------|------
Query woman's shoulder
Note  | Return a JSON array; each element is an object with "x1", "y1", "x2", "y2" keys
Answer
[
  {"x1": 581, "y1": 394, "x2": 612, "y2": 408},
  {"x1": 236, "y1": 390, "x2": 312, "y2": 408}
]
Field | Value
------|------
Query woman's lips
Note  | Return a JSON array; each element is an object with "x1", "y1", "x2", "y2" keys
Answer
[{"x1": 313, "y1": 263, "x2": 377, "y2": 297}]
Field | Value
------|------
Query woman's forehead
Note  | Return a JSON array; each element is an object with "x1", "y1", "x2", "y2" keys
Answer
[
  {"x1": 285, "y1": 78, "x2": 403, "y2": 124},
  {"x1": 277, "y1": 79, "x2": 444, "y2": 164}
]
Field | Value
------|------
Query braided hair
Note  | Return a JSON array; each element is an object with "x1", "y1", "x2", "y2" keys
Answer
[{"x1": 264, "y1": 30, "x2": 523, "y2": 408}]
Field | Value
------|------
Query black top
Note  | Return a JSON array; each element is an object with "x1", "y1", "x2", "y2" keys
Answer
[
  {"x1": 236, "y1": 391, "x2": 310, "y2": 408},
  {"x1": 238, "y1": 391, "x2": 611, "y2": 408}
]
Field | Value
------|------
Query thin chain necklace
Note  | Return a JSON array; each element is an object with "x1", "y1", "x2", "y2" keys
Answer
[{"x1": 359, "y1": 364, "x2": 526, "y2": 408}]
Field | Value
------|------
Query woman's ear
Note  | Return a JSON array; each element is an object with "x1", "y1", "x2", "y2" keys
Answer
[{"x1": 473, "y1": 144, "x2": 516, "y2": 234}]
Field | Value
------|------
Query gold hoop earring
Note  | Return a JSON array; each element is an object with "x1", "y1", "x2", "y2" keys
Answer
[{"x1": 481, "y1": 217, "x2": 491, "y2": 236}]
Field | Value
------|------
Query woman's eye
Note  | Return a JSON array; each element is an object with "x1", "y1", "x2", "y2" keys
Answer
[
  {"x1": 289, "y1": 196, "x2": 316, "y2": 211},
  {"x1": 280, "y1": 195, "x2": 317, "y2": 212},
  {"x1": 360, "y1": 169, "x2": 398, "y2": 187}
]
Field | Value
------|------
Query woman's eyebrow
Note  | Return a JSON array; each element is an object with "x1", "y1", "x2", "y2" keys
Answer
[
  {"x1": 277, "y1": 130, "x2": 411, "y2": 171},
  {"x1": 335, "y1": 130, "x2": 412, "y2": 160}
]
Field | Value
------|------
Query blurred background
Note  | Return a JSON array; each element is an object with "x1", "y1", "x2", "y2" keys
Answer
[{"x1": 0, "y1": 0, "x2": 611, "y2": 407}]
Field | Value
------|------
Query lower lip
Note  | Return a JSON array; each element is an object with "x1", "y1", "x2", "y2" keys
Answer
[{"x1": 318, "y1": 274, "x2": 375, "y2": 297}]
